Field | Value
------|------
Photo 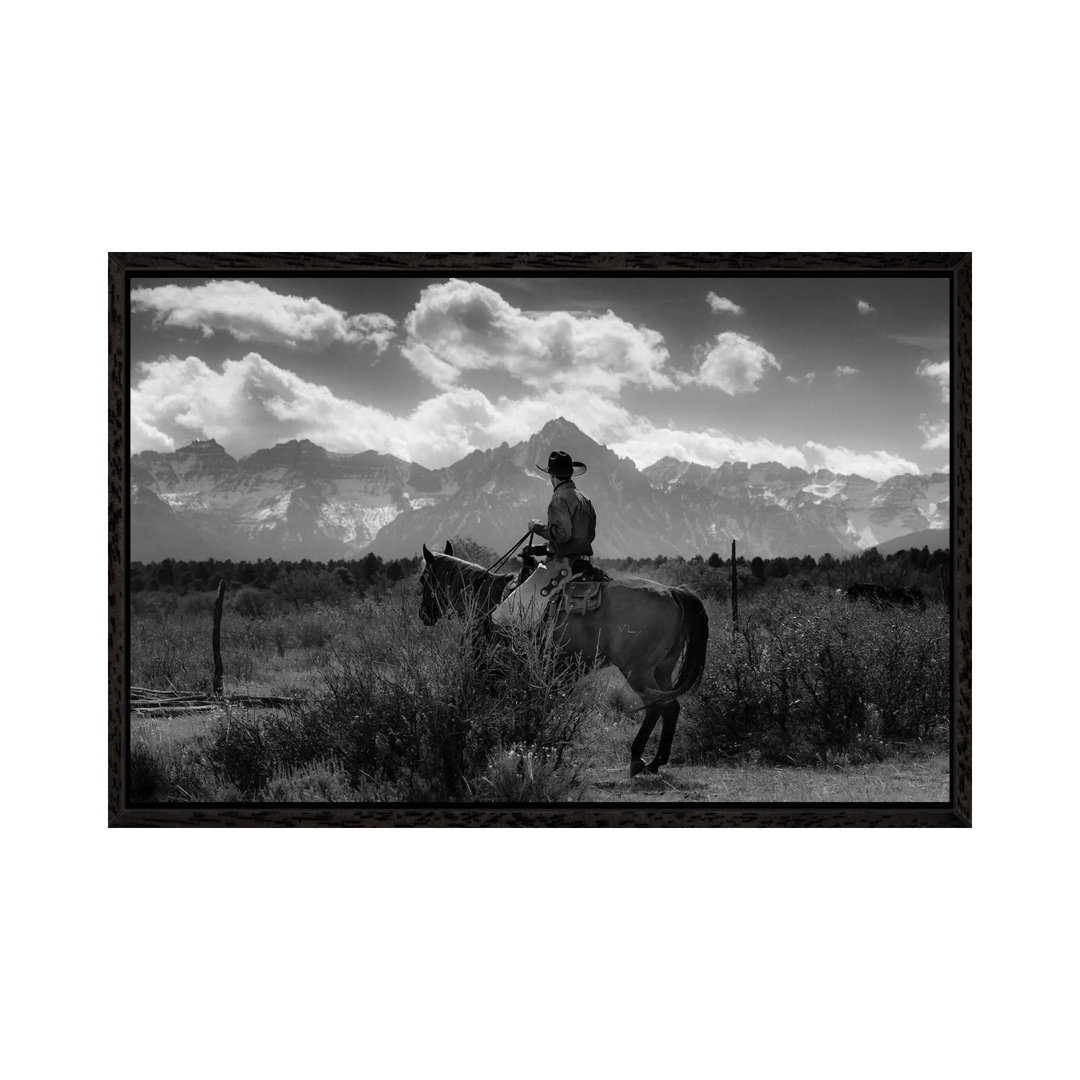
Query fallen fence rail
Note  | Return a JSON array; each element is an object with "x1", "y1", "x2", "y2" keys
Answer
[{"x1": 130, "y1": 686, "x2": 298, "y2": 713}]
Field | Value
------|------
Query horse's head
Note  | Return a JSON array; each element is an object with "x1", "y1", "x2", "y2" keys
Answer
[{"x1": 419, "y1": 540, "x2": 455, "y2": 625}]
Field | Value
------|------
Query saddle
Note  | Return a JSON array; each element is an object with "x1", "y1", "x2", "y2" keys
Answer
[{"x1": 494, "y1": 556, "x2": 611, "y2": 628}]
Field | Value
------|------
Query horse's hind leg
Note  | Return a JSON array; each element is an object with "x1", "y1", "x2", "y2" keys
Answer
[
  {"x1": 646, "y1": 700, "x2": 680, "y2": 773},
  {"x1": 630, "y1": 703, "x2": 661, "y2": 778}
]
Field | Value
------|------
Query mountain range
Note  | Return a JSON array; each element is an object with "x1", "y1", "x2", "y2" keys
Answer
[{"x1": 130, "y1": 418, "x2": 950, "y2": 562}]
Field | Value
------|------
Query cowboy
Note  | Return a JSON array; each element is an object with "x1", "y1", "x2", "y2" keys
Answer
[
  {"x1": 492, "y1": 450, "x2": 597, "y2": 628},
  {"x1": 528, "y1": 450, "x2": 596, "y2": 568}
]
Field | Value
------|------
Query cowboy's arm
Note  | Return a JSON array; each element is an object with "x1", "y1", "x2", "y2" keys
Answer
[
  {"x1": 528, "y1": 493, "x2": 571, "y2": 541},
  {"x1": 544, "y1": 495, "x2": 573, "y2": 545}
]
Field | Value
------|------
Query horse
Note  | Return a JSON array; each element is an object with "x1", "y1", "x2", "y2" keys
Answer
[{"x1": 418, "y1": 540, "x2": 709, "y2": 777}]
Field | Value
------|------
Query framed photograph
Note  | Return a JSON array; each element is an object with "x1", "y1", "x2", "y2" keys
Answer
[{"x1": 108, "y1": 253, "x2": 971, "y2": 826}]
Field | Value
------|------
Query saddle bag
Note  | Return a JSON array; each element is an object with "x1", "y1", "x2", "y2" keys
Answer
[{"x1": 561, "y1": 580, "x2": 604, "y2": 617}]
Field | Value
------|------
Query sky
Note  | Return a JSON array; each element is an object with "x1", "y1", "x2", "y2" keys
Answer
[{"x1": 129, "y1": 274, "x2": 950, "y2": 481}]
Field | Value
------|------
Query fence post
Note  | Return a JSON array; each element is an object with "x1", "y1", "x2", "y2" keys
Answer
[
  {"x1": 212, "y1": 578, "x2": 226, "y2": 695},
  {"x1": 730, "y1": 539, "x2": 738, "y2": 639}
]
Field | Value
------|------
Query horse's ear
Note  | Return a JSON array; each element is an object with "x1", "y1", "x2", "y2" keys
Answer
[
  {"x1": 444, "y1": 540, "x2": 454, "y2": 556},
  {"x1": 422, "y1": 544, "x2": 433, "y2": 565}
]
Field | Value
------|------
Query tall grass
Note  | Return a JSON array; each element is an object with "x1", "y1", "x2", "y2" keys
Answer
[
  {"x1": 130, "y1": 586, "x2": 602, "y2": 803},
  {"x1": 129, "y1": 575, "x2": 951, "y2": 801},
  {"x1": 681, "y1": 590, "x2": 949, "y2": 766}
]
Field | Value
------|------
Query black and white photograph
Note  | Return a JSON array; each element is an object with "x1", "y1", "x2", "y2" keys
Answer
[
  {"x1": 113, "y1": 255, "x2": 968, "y2": 819},
  {"x1": 19, "y1": 0, "x2": 1080, "y2": 1071}
]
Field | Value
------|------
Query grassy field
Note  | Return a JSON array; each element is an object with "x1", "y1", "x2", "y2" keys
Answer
[{"x1": 129, "y1": 576, "x2": 951, "y2": 804}]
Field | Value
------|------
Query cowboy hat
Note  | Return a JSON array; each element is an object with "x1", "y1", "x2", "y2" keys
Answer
[{"x1": 535, "y1": 450, "x2": 587, "y2": 477}]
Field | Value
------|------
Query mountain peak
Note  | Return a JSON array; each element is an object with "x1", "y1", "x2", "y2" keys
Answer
[
  {"x1": 539, "y1": 416, "x2": 589, "y2": 439},
  {"x1": 177, "y1": 437, "x2": 230, "y2": 455},
  {"x1": 240, "y1": 439, "x2": 330, "y2": 471},
  {"x1": 277, "y1": 438, "x2": 323, "y2": 451}
]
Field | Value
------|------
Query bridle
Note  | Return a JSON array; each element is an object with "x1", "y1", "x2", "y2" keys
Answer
[
  {"x1": 418, "y1": 565, "x2": 449, "y2": 625},
  {"x1": 419, "y1": 554, "x2": 514, "y2": 626}
]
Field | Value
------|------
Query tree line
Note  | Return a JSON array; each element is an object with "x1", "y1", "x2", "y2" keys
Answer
[
  {"x1": 132, "y1": 542, "x2": 948, "y2": 606},
  {"x1": 130, "y1": 554, "x2": 422, "y2": 604},
  {"x1": 599, "y1": 544, "x2": 951, "y2": 603},
  {"x1": 600, "y1": 543, "x2": 949, "y2": 578}
]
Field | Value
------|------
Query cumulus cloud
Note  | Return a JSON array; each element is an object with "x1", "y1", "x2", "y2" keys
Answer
[
  {"x1": 402, "y1": 279, "x2": 674, "y2": 395},
  {"x1": 605, "y1": 424, "x2": 918, "y2": 480},
  {"x1": 684, "y1": 332, "x2": 780, "y2": 394},
  {"x1": 613, "y1": 428, "x2": 808, "y2": 471},
  {"x1": 804, "y1": 441, "x2": 919, "y2": 481},
  {"x1": 706, "y1": 292, "x2": 744, "y2": 315},
  {"x1": 786, "y1": 372, "x2": 817, "y2": 385},
  {"x1": 834, "y1": 365, "x2": 860, "y2": 376},
  {"x1": 857, "y1": 300, "x2": 875, "y2": 315},
  {"x1": 131, "y1": 353, "x2": 401, "y2": 458},
  {"x1": 131, "y1": 280, "x2": 396, "y2": 352},
  {"x1": 917, "y1": 358, "x2": 950, "y2": 402},
  {"x1": 131, "y1": 351, "x2": 923, "y2": 482},
  {"x1": 919, "y1": 417, "x2": 949, "y2": 451},
  {"x1": 131, "y1": 352, "x2": 647, "y2": 466}
]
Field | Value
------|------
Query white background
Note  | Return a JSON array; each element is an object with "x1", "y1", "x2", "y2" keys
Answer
[{"x1": 5, "y1": 1, "x2": 1077, "y2": 1078}]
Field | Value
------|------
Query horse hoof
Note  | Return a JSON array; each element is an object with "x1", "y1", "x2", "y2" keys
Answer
[
  {"x1": 645, "y1": 761, "x2": 660, "y2": 775},
  {"x1": 629, "y1": 758, "x2": 647, "y2": 778}
]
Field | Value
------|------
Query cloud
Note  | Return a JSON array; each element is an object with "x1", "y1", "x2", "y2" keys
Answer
[
  {"x1": 402, "y1": 279, "x2": 674, "y2": 395},
  {"x1": 131, "y1": 280, "x2": 396, "y2": 352},
  {"x1": 601, "y1": 423, "x2": 919, "y2": 481},
  {"x1": 857, "y1": 300, "x2": 875, "y2": 315},
  {"x1": 786, "y1": 372, "x2": 817, "y2": 385},
  {"x1": 613, "y1": 428, "x2": 808, "y2": 471},
  {"x1": 131, "y1": 352, "x2": 650, "y2": 467},
  {"x1": 131, "y1": 351, "x2": 923, "y2": 483},
  {"x1": 706, "y1": 292, "x2": 744, "y2": 316},
  {"x1": 131, "y1": 353, "x2": 402, "y2": 458},
  {"x1": 884, "y1": 331, "x2": 948, "y2": 350},
  {"x1": 834, "y1": 365, "x2": 860, "y2": 376},
  {"x1": 804, "y1": 441, "x2": 919, "y2": 481},
  {"x1": 917, "y1": 358, "x2": 950, "y2": 402},
  {"x1": 685, "y1": 332, "x2": 780, "y2": 394},
  {"x1": 919, "y1": 417, "x2": 949, "y2": 451}
]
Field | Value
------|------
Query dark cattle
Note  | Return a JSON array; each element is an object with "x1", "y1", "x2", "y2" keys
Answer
[{"x1": 845, "y1": 583, "x2": 926, "y2": 610}]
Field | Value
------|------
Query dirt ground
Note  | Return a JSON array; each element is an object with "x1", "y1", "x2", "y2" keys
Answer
[{"x1": 576, "y1": 754, "x2": 950, "y2": 802}]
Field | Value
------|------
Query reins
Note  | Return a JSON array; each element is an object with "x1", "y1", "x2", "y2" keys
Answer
[{"x1": 483, "y1": 530, "x2": 534, "y2": 575}]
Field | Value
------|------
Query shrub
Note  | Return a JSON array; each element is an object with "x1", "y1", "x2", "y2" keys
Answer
[
  {"x1": 683, "y1": 591, "x2": 949, "y2": 765},
  {"x1": 297, "y1": 614, "x2": 333, "y2": 649},
  {"x1": 231, "y1": 587, "x2": 269, "y2": 619},
  {"x1": 181, "y1": 591, "x2": 219, "y2": 618},
  {"x1": 257, "y1": 758, "x2": 386, "y2": 802},
  {"x1": 292, "y1": 598, "x2": 596, "y2": 801}
]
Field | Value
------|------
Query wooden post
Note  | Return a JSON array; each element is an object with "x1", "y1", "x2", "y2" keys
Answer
[
  {"x1": 730, "y1": 539, "x2": 738, "y2": 638},
  {"x1": 212, "y1": 578, "x2": 226, "y2": 695}
]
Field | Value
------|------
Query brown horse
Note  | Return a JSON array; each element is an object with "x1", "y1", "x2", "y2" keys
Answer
[{"x1": 419, "y1": 540, "x2": 709, "y2": 776}]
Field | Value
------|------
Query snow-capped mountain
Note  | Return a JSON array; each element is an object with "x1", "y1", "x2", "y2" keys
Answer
[
  {"x1": 130, "y1": 419, "x2": 950, "y2": 561},
  {"x1": 130, "y1": 438, "x2": 450, "y2": 561}
]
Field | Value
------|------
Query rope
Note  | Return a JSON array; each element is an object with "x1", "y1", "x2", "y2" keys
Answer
[{"x1": 484, "y1": 531, "x2": 534, "y2": 575}]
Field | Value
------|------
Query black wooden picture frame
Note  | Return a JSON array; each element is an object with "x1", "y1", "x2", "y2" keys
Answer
[{"x1": 108, "y1": 252, "x2": 971, "y2": 827}]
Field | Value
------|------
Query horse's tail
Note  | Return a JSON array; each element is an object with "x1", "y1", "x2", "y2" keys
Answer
[{"x1": 642, "y1": 587, "x2": 709, "y2": 705}]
